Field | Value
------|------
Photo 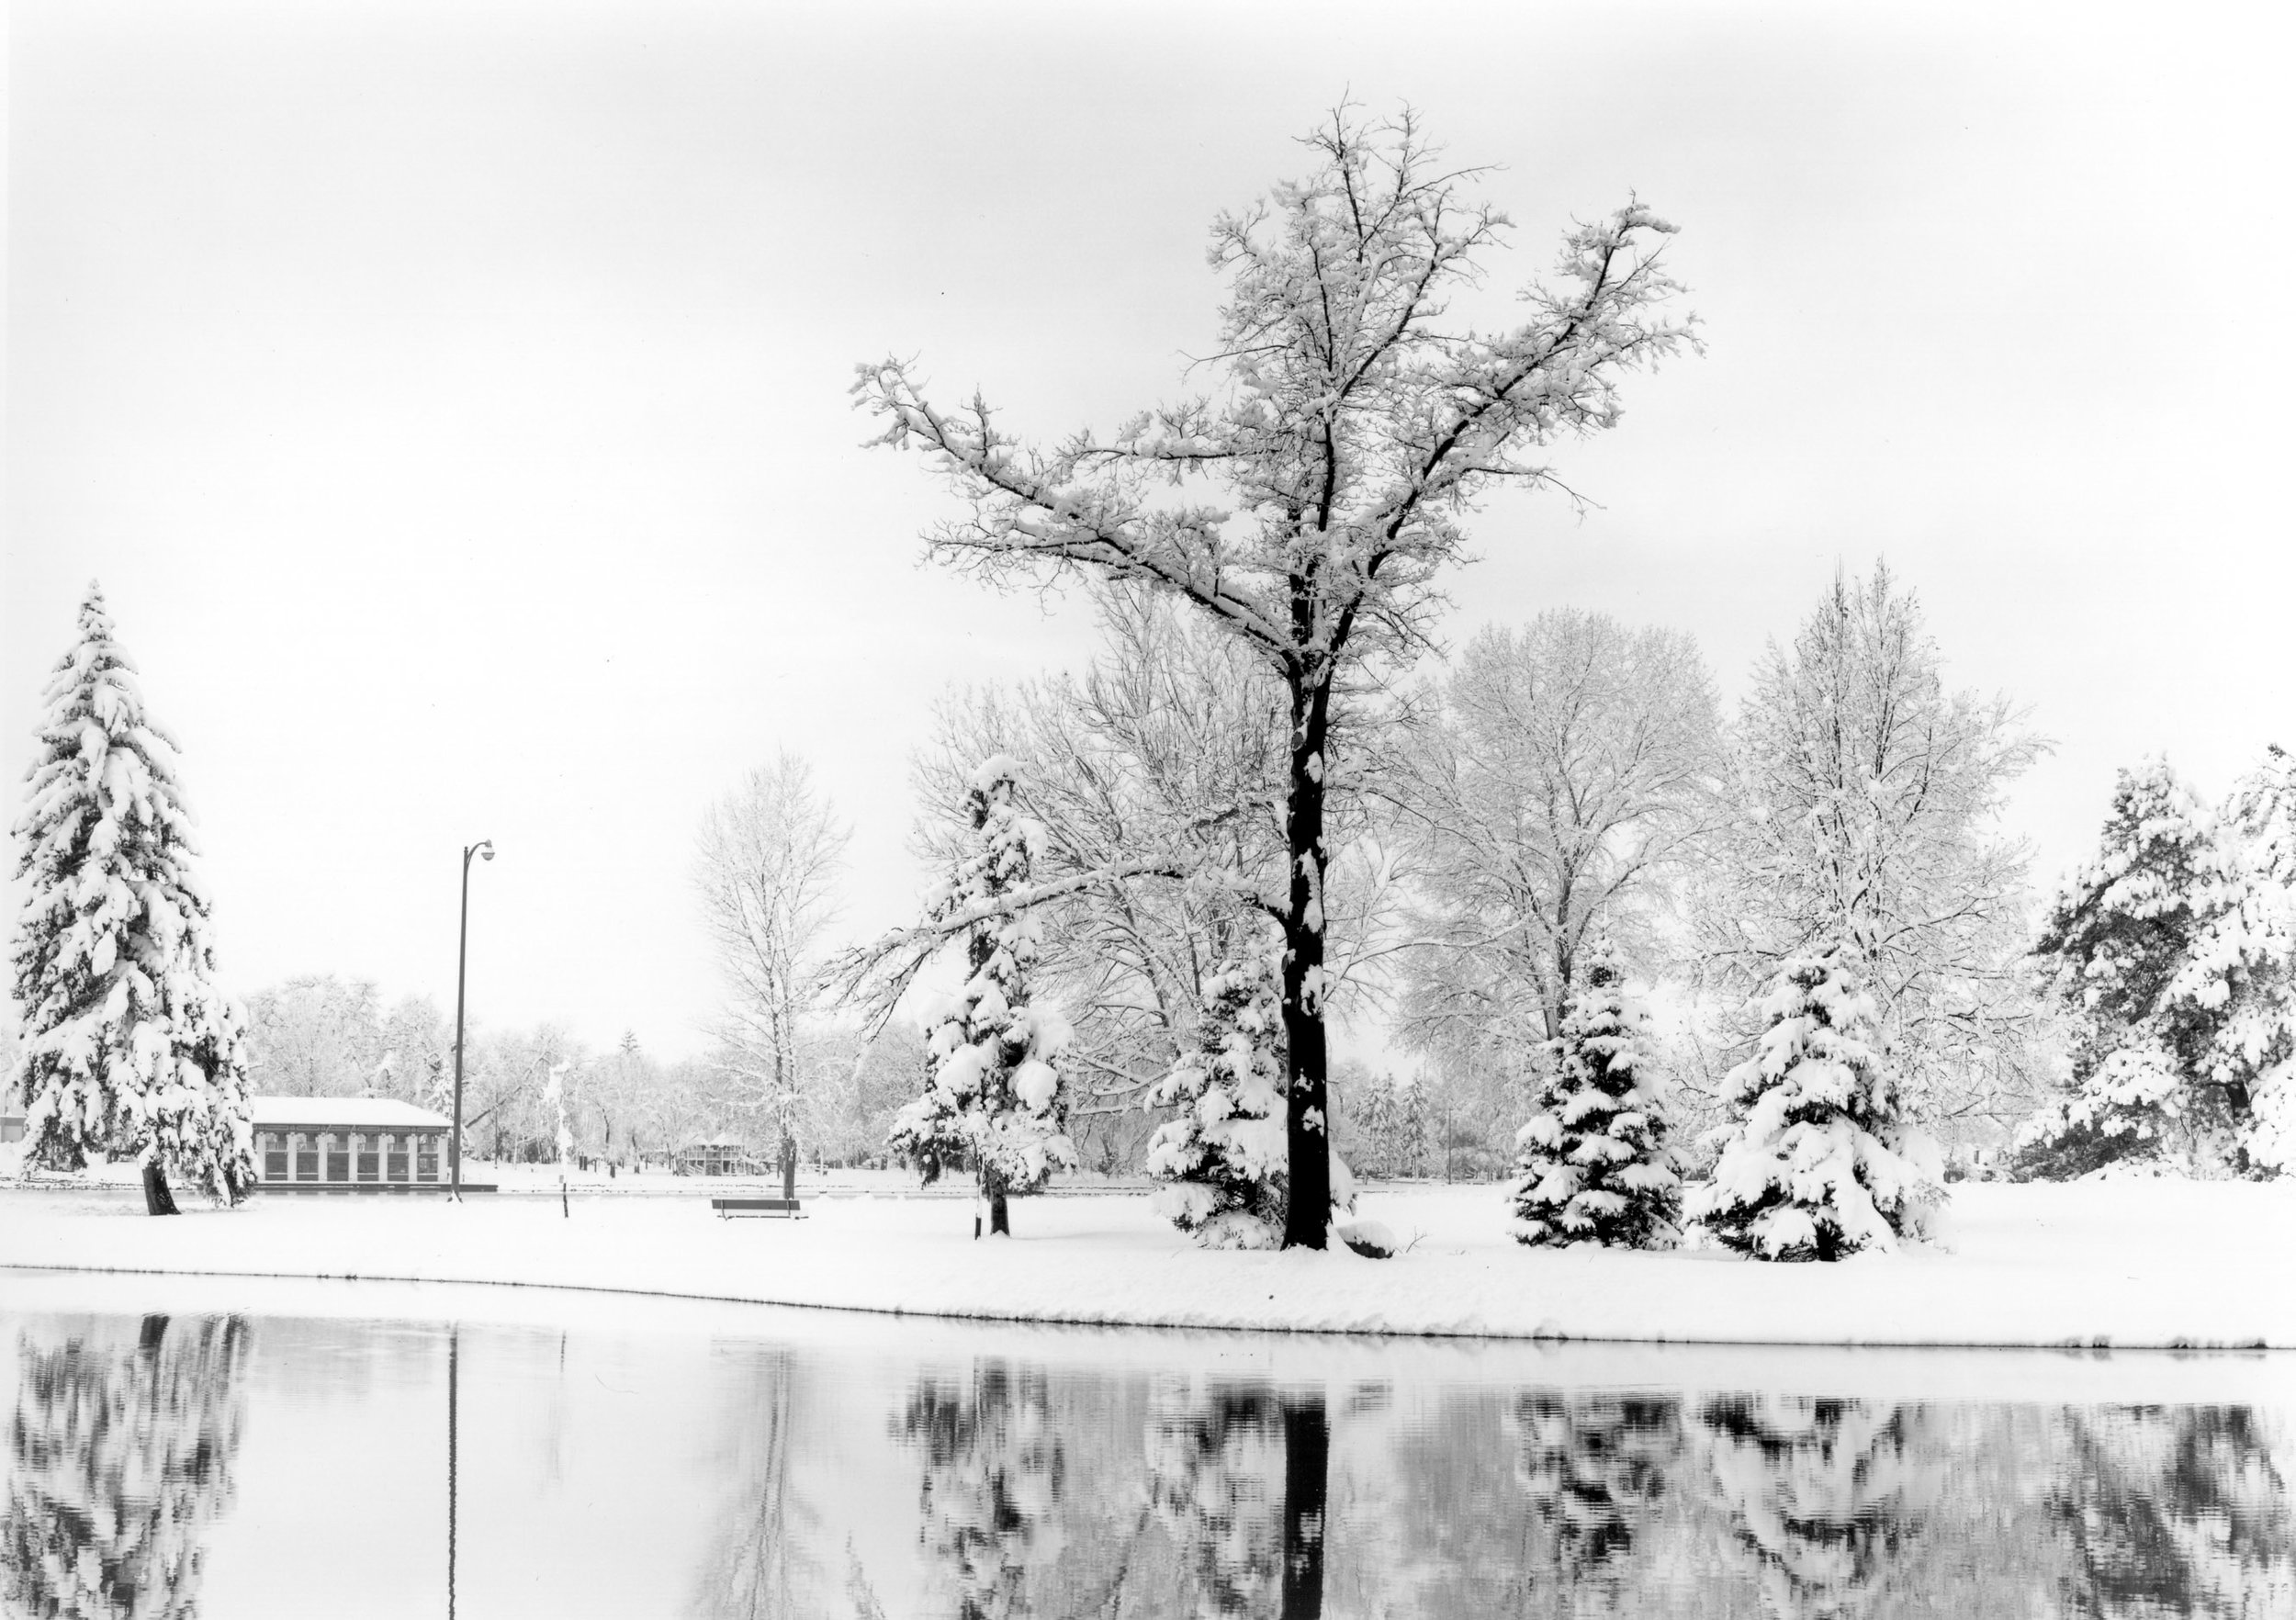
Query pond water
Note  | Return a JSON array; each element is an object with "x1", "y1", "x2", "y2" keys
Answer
[{"x1": 0, "y1": 1273, "x2": 2290, "y2": 1618}]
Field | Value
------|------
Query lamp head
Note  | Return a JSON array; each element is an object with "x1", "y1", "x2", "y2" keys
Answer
[{"x1": 478, "y1": 841, "x2": 495, "y2": 861}]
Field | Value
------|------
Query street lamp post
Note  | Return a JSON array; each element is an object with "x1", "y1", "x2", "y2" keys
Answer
[{"x1": 451, "y1": 838, "x2": 494, "y2": 1198}]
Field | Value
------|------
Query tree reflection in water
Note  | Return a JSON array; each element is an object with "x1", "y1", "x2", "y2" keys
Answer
[
  {"x1": 898, "y1": 1363, "x2": 1069, "y2": 1620},
  {"x1": 1141, "y1": 1381, "x2": 1330, "y2": 1619},
  {"x1": 1144, "y1": 1383, "x2": 1283, "y2": 1614},
  {"x1": 1517, "y1": 1392, "x2": 1683, "y2": 1578},
  {"x1": 1, "y1": 1314, "x2": 252, "y2": 1620},
  {"x1": 1700, "y1": 1394, "x2": 1939, "y2": 1619},
  {"x1": 695, "y1": 1346, "x2": 824, "y2": 1620},
  {"x1": 2051, "y1": 1406, "x2": 2294, "y2": 1618}
]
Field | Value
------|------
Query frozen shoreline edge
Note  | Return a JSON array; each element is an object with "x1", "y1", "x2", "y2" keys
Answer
[{"x1": 4, "y1": 1257, "x2": 2286, "y2": 1355}]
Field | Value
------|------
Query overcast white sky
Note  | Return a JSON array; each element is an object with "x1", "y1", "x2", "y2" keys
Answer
[{"x1": 6, "y1": 0, "x2": 2292, "y2": 1060}]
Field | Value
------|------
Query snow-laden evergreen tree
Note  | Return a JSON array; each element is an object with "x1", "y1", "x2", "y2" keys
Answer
[
  {"x1": 886, "y1": 759, "x2": 1075, "y2": 1236},
  {"x1": 2016, "y1": 759, "x2": 2290, "y2": 1178},
  {"x1": 1143, "y1": 941, "x2": 1356, "y2": 1247},
  {"x1": 1143, "y1": 945, "x2": 1288, "y2": 1247},
  {"x1": 2200, "y1": 746, "x2": 2296, "y2": 1174},
  {"x1": 8, "y1": 585, "x2": 256, "y2": 1214},
  {"x1": 1510, "y1": 943, "x2": 1682, "y2": 1248},
  {"x1": 1688, "y1": 946, "x2": 1941, "y2": 1261}
]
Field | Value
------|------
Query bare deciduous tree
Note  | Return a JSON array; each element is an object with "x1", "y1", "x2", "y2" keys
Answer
[
  {"x1": 696, "y1": 752, "x2": 850, "y2": 1168},
  {"x1": 1393, "y1": 612, "x2": 1725, "y2": 1072},
  {"x1": 1695, "y1": 562, "x2": 2048, "y2": 1131},
  {"x1": 854, "y1": 108, "x2": 1693, "y2": 1244}
]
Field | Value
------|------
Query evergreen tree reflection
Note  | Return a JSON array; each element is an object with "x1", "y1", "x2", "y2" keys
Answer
[
  {"x1": 1700, "y1": 1394, "x2": 1936, "y2": 1619},
  {"x1": 2053, "y1": 1405, "x2": 2294, "y2": 1617},
  {"x1": 898, "y1": 1363, "x2": 1067, "y2": 1620},
  {"x1": 1516, "y1": 1391, "x2": 1683, "y2": 1578},
  {"x1": 1, "y1": 1314, "x2": 252, "y2": 1620},
  {"x1": 1145, "y1": 1383, "x2": 1283, "y2": 1614},
  {"x1": 1142, "y1": 1381, "x2": 1330, "y2": 1619}
]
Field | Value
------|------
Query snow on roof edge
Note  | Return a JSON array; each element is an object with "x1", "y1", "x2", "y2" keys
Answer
[{"x1": 246, "y1": 1096, "x2": 451, "y2": 1129}]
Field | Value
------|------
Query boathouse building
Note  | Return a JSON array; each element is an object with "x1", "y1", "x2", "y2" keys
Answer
[{"x1": 250, "y1": 1096, "x2": 454, "y2": 1191}]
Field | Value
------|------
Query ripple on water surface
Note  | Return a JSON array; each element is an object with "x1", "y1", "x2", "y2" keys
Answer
[{"x1": 0, "y1": 1272, "x2": 2290, "y2": 1618}]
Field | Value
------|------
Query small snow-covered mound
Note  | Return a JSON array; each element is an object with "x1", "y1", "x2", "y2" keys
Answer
[{"x1": 1337, "y1": 1219, "x2": 1396, "y2": 1258}]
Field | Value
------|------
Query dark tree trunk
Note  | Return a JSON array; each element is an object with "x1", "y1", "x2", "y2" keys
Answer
[
  {"x1": 141, "y1": 1161, "x2": 180, "y2": 1217},
  {"x1": 985, "y1": 1166, "x2": 1010, "y2": 1236},
  {"x1": 1280, "y1": 1391, "x2": 1328, "y2": 1619},
  {"x1": 1281, "y1": 673, "x2": 1334, "y2": 1249},
  {"x1": 780, "y1": 1132, "x2": 797, "y2": 1201}
]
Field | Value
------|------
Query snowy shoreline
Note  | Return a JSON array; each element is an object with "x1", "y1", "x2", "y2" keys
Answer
[{"x1": 4, "y1": 1178, "x2": 2292, "y2": 1351}]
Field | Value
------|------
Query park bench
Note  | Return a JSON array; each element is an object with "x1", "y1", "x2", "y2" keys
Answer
[{"x1": 712, "y1": 1197, "x2": 805, "y2": 1220}]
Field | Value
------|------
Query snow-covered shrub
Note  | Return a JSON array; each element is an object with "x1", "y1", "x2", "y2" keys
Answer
[
  {"x1": 8, "y1": 584, "x2": 256, "y2": 1209},
  {"x1": 2017, "y1": 757, "x2": 2296, "y2": 1179},
  {"x1": 886, "y1": 758, "x2": 1075, "y2": 1232},
  {"x1": 1687, "y1": 947, "x2": 1941, "y2": 1261},
  {"x1": 1510, "y1": 944, "x2": 1681, "y2": 1248}
]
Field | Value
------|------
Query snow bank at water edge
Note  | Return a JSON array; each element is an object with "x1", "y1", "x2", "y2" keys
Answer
[{"x1": 3, "y1": 1178, "x2": 2292, "y2": 1350}]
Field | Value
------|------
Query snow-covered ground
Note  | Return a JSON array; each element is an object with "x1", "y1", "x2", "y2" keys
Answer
[{"x1": 3, "y1": 1176, "x2": 2292, "y2": 1350}]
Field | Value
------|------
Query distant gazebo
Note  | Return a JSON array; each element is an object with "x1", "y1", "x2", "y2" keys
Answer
[{"x1": 249, "y1": 1097, "x2": 456, "y2": 1192}]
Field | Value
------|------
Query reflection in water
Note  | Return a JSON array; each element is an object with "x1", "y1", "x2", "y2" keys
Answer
[
  {"x1": 2054, "y1": 1407, "x2": 2295, "y2": 1618},
  {"x1": 1700, "y1": 1396, "x2": 1937, "y2": 1619},
  {"x1": 1, "y1": 1291, "x2": 2290, "y2": 1618},
  {"x1": 1146, "y1": 1384, "x2": 1282, "y2": 1614},
  {"x1": 1135, "y1": 1383, "x2": 1331, "y2": 1618},
  {"x1": 1517, "y1": 1392, "x2": 1683, "y2": 1580},
  {"x1": 898, "y1": 1364, "x2": 1068, "y2": 1620},
  {"x1": 2, "y1": 1314, "x2": 252, "y2": 1619},
  {"x1": 698, "y1": 1347, "x2": 821, "y2": 1620}
]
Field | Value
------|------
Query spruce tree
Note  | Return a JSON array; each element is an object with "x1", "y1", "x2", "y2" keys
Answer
[
  {"x1": 8, "y1": 585, "x2": 256, "y2": 1212},
  {"x1": 1510, "y1": 945, "x2": 1682, "y2": 1248},
  {"x1": 2016, "y1": 759, "x2": 2279, "y2": 1178},
  {"x1": 1143, "y1": 945, "x2": 1289, "y2": 1247},
  {"x1": 886, "y1": 758, "x2": 1075, "y2": 1235},
  {"x1": 1688, "y1": 946, "x2": 1941, "y2": 1261},
  {"x1": 2192, "y1": 747, "x2": 2296, "y2": 1174}
]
